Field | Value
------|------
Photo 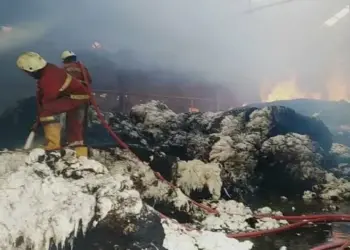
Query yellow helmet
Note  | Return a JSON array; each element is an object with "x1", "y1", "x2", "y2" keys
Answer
[
  {"x1": 16, "y1": 52, "x2": 47, "y2": 72},
  {"x1": 61, "y1": 50, "x2": 76, "y2": 60}
]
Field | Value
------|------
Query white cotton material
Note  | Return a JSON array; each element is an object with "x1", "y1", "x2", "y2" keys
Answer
[
  {"x1": 131, "y1": 100, "x2": 177, "y2": 128},
  {"x1": 91, "y1": 148, "x2": 292, "y2": 248},
  {"x1": 162, "y1": 219, "x2": 254, "y2": 250},
  {"x1": 100, "y1": 149, "x2": 193, "y2": 211},
  {"x1": 319, "y1": 173, "x2": 350, "y2": 201},
  {"x1": 77, "y1": 156, "x2": 109, "y2": 174},
  {"x1": 261, "y1": 133, "x2": 325, "y2": 180},
  {"x1": 176, "y1": 159, "x2": 222, "y2": 200},
  {"x1": 245, "y1": 108, "x2": 272, "y2": 138},
  {"x1": 201, "y1": 200, "x2": 288, "y2": 233},
  {"x1": 331, "y1": 143, "x2": 350, "y2": 158},
  {"x1": 203, "y1": 112, "x2": 224, "y2": 129},
  {"x1": 208, "y1": 115, "x2": 246, "y2": 163},
  {"x1": 208, "y1": 108, "x2": 272, "y2": 183},
  {"x1": 302, "y1": 190, "x2": 317, "y2": 200},
  {"x1": 25, "y1": 148, "x2": 46, "y2": 165},
  {"x1": 209, "y1": 135, "x2": 236, "y2": 162},
  {"x1": 255, "y1": 206, "x2": 273, "y2": 215},
  {"x1": 172, "y1": 188, "x2": 191, "y2": 211},
  {"x1": 0, "y1": 149, "x2": 143, "y2": 250},
  {"x1": 220, "y1": 115, "x2": 243, "y2": 136},
  {"x1": 0, "y1": 150, "x2": 28, "y2": 175}
]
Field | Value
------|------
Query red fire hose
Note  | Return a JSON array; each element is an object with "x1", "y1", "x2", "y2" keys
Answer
[
  {"x1": 78, "y1": 61, "x2": 350, "y2": 249},
  {"x1": 341, "y1": 241, "x2": 350, "y2": 250},
  {"x1": 311, "y1": 240, "x2": 349, "y2": 250},
  {"x1": 228, "y1": 216, "x2": 350, "y2": 239},
  {"x1": 311, "y1": 239, "x2": 350, "y2": 250},
  {"x1": 259, "y1": 214, "x2": 350, "y2": 221}
]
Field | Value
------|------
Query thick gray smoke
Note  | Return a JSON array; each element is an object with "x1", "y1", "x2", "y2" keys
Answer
[{"x1": 1, "y1": 0, "x2": 350, "y2": 106}]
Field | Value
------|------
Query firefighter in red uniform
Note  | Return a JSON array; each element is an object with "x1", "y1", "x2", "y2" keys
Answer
[
  {"x1": 61, "y1": 50, "x2": 92, "y2": 141},
  {"x1": 16, "y1": 52, "x2": 90, "y2": 157},
  {"x1": 61, "y1": 50, "x2": 92, "y2": 85}
]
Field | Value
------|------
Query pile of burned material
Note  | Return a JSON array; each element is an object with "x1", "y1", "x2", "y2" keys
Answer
[
  {"x1": 1, "y1": 98, "x2": 349, "y2": 201},
  {"x1": 88, "y1": 100, "x2": 348, "y2": 201},
  {"x1": 0, "y1": 148, "x2": 261, "y2": 250},
  {"x1": 2, "y1": 99, "x2": 350, "y2": 249}
]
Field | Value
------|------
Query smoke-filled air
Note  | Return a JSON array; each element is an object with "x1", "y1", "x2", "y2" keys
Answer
[{"x1": 1, "y1": 0, "x2": 350, "y2": 105}]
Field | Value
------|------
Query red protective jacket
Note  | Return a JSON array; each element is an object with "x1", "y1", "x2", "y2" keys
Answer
[
  {"x1": 63, "y1": 61, "x2": 92, "y2": 85},
  {"x1": 37, "y1": 63, "x2": 90, "y2": 121}
]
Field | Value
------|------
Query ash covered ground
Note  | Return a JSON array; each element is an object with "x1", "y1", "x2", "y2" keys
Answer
[{"x1": 1, "y1": 99, "x2": 350, "y2": 249}]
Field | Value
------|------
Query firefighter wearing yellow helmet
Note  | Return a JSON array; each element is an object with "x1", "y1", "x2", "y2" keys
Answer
[
  {"x1": 16, "y1": 52, "x2": 47, "y2": 73},
  {"x1": 16, "y1": 51, "x2": 90, "y2": 157}
]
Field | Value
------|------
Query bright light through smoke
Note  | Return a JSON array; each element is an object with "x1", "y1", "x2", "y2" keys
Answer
[
  {"x1": 1, "y1": 0, "x2": 350, "y2": 107},
  {"x1": 324, "y1": 5, "x2": 349, "y2": 27}
]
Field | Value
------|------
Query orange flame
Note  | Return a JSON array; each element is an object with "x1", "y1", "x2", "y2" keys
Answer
[
  {"x1": 260, "y1": 74, "x2": 350, "y2": 102},
  {"x1": 326, "y1": 72, "x2": 349, "y2": 101},
  {"x1": 260, "y1": 77, "x2": 322, "y2": 102}
]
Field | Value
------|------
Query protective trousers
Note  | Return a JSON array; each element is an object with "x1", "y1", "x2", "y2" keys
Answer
[
  {"x1": 42, "y1": 122, "x2": 62, "y2": 151},
  {"x1": 39, "y1": 97, "x2": 89, "y2": 157},
  {"x1": 66, "y1": 104, "x2": 88, "y2": 157}
]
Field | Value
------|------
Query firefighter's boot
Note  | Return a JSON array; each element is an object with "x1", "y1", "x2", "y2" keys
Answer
[
  {"x1": 43, "y1": 122, "x2": 62, "y2": 151},
  {"x1": 74, "y1": 146, "x2": 88, "y2": 157}
]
